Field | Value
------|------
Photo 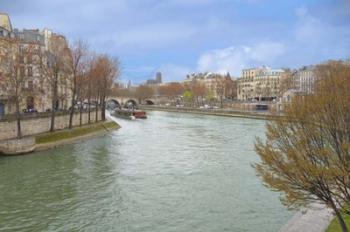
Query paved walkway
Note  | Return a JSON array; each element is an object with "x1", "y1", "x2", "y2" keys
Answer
[{"x1": 279, "y1": 204, "x2": 334, "y2": 232}]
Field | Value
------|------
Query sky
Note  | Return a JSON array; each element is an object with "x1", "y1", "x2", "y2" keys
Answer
[{"x1": 2, "y1": 0, "x2": 350, "y2": 84}]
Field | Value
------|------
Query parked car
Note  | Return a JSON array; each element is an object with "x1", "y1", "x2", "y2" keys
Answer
[{"x1": 23, "y1": 108, "x2": 38, "y2": 113}]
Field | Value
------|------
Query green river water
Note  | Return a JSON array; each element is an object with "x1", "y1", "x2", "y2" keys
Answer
[{"x1": 0, "y1": 111, "x2": 293, "y2": 232}]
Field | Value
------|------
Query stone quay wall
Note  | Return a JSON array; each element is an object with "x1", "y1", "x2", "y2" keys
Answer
[{"x1": 0, "y1": 111, "x2": 101, "y2": 141}]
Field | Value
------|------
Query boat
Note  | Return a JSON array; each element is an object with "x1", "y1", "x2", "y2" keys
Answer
[{"x1": 111, "y1": 109, "x2": 147, "y2": 120}]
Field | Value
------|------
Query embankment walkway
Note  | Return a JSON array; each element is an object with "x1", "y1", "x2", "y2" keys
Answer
[
  {"x1": 279, "y1": 204, "x2": 333, "y2": 232},
  {"x1": 141, "y1": 105, "x2": 282, "y2": 120}
]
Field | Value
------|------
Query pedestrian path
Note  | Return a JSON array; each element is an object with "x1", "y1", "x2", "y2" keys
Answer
[{"x1": 279, "y1": 204, "x2": 334, "y2": 232}]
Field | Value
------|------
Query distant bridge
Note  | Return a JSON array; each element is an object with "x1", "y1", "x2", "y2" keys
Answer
[{"x1": 106, "y1": 97, "x2": 157, "y2": 110}]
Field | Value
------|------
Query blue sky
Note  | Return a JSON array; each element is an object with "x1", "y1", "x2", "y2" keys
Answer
[{"x1": 2, "y1": 0, "x2": 350, "y2": 84}]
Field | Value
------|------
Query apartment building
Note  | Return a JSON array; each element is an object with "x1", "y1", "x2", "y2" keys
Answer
[
  {"x1": 0, "y1": 13, "x2": 71, "y2": 115},
  {"x1": 237, "y1": 66, "x2": 285, "y2": 101}
]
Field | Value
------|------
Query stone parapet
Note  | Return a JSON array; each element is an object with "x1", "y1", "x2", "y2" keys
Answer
[{"x1": 0, "y1": 111, "x2": 100, "y2": 141}]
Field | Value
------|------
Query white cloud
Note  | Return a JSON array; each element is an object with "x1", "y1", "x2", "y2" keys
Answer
[
  {"x1": 157, "y1": 41, "x2": 286, "y2": 82},
  {"x1": 294, "y1": 7, "x2": 326, "y2": 43},
  {"x1": 158, "y1": 64, "x2": 192, "y2": 82},
  {"x1": 292, "y1": 6, "x2": 350, "y2": 63},
  {"x1": 295, "y1": 6, "x2": 308, "y2": 17},
  {"x1": 197, "y1": 42, "x2": 286, "y2": 76},
  {"x1": 250, "y1": 42, "x2": 286, "y2": 63}
]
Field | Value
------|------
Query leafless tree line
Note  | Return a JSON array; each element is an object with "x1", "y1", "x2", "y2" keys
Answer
[
  {"x1": 0, "y1": 35, "x2": 120, "y2": 139},
  {"x1": 113, "y1": 75, "x2": 237, "y2": 107}
]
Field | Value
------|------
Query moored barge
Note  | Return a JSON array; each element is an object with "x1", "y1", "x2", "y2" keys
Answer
[{"x1": 112, "y1": 109, "x2": 147, "y2": 120}]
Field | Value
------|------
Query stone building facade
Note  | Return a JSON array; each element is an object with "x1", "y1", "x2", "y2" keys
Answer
[
  {"x1": 184, "y1": 72, "x2": 235, "y2": 99},
  {"x1": 237, "y1": 66, "x2": 285, "y2": 101},
  {"x1": 0, "y1": 13, "x2": 71, "y2": 116},
  {"x1": 292, "y1": 66, "x2": 315, "y2": 94},
  {"x1": 0, "y1": 14, "x2": 14, "y2": 115}
]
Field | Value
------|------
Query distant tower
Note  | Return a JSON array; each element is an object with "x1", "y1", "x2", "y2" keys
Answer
[
  {"x1": 0, "y1": 13, "x2": 13, "y2": 32},
  {"x1": 127, "y1": 80, "x2": 131, "y2": 89},
  {"x1": 156, "y1": 72, "x2": 162, "y2": 84}
]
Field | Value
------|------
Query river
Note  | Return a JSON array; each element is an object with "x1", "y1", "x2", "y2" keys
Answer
[{"x1": 0, "y1": 111, "x2": 293, "y2": 232}]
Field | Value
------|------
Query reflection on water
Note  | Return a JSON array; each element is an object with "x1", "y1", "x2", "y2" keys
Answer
[{"x1": 0, "y1": 111, "x2": 292, "y2": 232}]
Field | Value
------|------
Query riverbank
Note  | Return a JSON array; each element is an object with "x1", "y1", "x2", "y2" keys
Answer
[
  {"x1": 0, "y1": 110, "x2": 101, "y2": 141},
  {"x1": 140, "y1": 105, "x2": 282, "y2": 120},
  {"x1": 327, "y1": 210, "x2": 350, "y2": 232},
  {"x1": 279, "y1": 204, "x2": 333, "y2": 232},
  {"x1": 0, "y1": 120, "x2": 120, "y2": 155}
]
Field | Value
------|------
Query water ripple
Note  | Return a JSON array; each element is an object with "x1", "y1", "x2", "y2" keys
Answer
[{"x1": 0, "y1": 111, "x2": 292, "y2": 232}]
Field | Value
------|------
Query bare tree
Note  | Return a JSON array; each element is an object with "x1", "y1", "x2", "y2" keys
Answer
[
  {"x1": 93, "y1": 55, "x2": 120, "y2": 121},
  {"x1": 84, "y1": 55, "x2": 98, "y2": 123},
  {"x1": 135, "y1": 85, "x2": 154, "y2": 104},
  {"x1": 0, "y1": 41, "x2": 25, "y2": 138},
  {"x1": 254, "y1": 61, "x2": 350, "y2": 232},
  {"x1": 215, "y1": 75, "x2": 225, "y2": 108},
  {"x1": 68, "y1": 40, "x2": 87, "y2": 129},
  {"x1": 158, "y1": 82, "x2": 184, "y2": 104},
  {"x1": 42, "y1": 34, "x2": 71, "y2": 132},
  {"x1": 0, "y1": 41, "x2": 40, "y2": 138},
  {"x1": 192, "y1": 81, "x2": 207, "y2": 107},
  {"x1": 279, "y1": 69, "x2": 294, "y2": 97},
  {"x1": 224, "y1": 75, "x2": 237, "y2": 100}
]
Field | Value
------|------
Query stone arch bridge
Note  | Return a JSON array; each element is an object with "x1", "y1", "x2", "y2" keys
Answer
[{"x1": 106, "y1": 97, "x2": 157, "y2": 110}]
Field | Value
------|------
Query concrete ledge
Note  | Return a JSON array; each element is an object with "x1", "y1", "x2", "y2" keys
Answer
[
  {"x1": 36, "y1": 128, "x2": 112, "y2": 152},
  {"x1": 35, "y1": 120, "x2": 120, "y2": 152},
  {"x1": 141, "y1": 106, "x2": 280, "y2": 121},
  {"x1": 0, "y1": 137, "x2": 35, "y2": 155},
  {"x1": 0, "y1": 121, "x2": 120, "y2": 155}
]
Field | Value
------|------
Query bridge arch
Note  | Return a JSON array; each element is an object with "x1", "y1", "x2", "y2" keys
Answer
[
  {"x1": 144, "y1": 99, "x2": 155, "y2": 105},
  {"x1": 106, "y1": 99, "x2": 121, "y2": 110},
  {"x1": 124, "y1": 99, "x2": 138, "y2": 109}
]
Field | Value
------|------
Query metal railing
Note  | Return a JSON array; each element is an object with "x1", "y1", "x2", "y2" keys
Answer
[{"x1": 0, "y1": 108, "x2": 100, "y2": 122}]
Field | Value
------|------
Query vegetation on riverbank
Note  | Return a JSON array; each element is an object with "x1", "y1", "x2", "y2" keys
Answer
[
  {"x1": 254, "y1": 61, "x2": 350, "y2": 232},
  {"x1": 327, "y1": 214, "x2": 350, "y2": 232},
  {"x1": 36, "y1": 121, "x2": 119, "y2": 144}
]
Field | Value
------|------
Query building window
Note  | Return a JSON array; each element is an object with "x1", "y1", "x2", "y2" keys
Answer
[
  {"x1": 19, "y1": 56, "x2": 24, "y2": 64},
  {"x1": 27, "y1": 55, "x2": 32, "y2": 64},
  {"x1": 20, "y1": 66, "x2": 25, "y2": 77},
  {"x1": 19, "y1": 45, "x2": 24, "y2": 53},
  {"x1": 28, "y1": 81, "x2": 33, "y2": 90},
  {"x1": 28, "y1": 67, "x2": 33, "y2": 77}
]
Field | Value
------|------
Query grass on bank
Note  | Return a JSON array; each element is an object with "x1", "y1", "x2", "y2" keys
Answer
[
  {"x1": 326, "y1": 212, "x2": 350, "y2": 232},
  {"x1": 35, "y1": 121, "x2": 120, "y2": 144}
]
